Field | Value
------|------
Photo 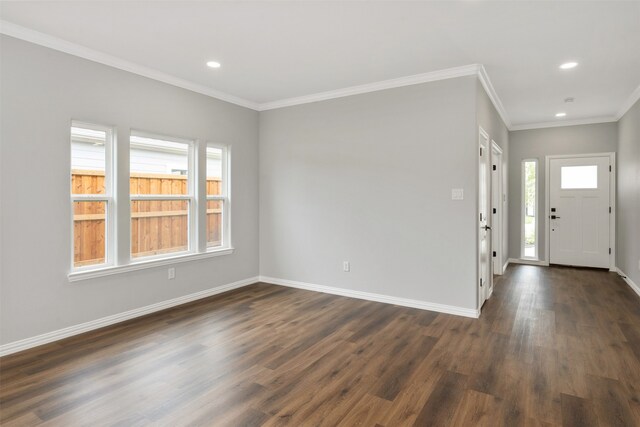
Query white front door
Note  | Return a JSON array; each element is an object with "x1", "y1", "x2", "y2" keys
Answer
[
  {"x1": 478, "y1": 130, "x2": 491, "y2": 305},
  {"x1": 549, "y1": 156, "x2": 611, "y2": 268}
]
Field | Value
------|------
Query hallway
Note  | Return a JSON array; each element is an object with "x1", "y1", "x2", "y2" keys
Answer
[{"x1": 480, "y1": 265, "x2": 640, "y2": 425}]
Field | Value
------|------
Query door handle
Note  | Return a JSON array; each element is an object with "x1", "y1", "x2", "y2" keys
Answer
[
  {"x1": 551, "y1": 215, "x2": 561, "y2": 219},
  {"x1": 483, "y1": 225, "x2": 491, "y2": 231}
]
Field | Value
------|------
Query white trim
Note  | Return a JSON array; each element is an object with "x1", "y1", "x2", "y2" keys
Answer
[
  {"x1": 508, "y1": 258, "x2": 550, "y2": 267},
  {"x1": 510, "y1": 116, "x2": 618, "y2": 131},
  {"x1": 617, "y1": 83, "x2": 640, "y2": 120},
  {"x1": 259, "y1": 276, "x2": 479, "y2": 318},
  {"x1": 477, "y1": 65, "x2": 512, "y2": 129},
  {"x1": 129, "y1": 194, "x2": 192, "y2": 201},
  {"x1": 616, "y1": 268, "x2": 640, "y2": 299},
  {"x1": 258, "y1": 64, "x2": 482, "y2": 111},
  {"x1": 0, "y1": 20, "x2": 260, "y2": 110},
  {"x1": 503, "y1": 259, "x2": 510, "y2": 271},
  {"x1": 3, "y1": 19, "x2": 640, "y2": 127},
  {"x1": 491, "y1": 141, "x2": 504, "y2": 275},
  {"x1": 544, "y1": 152, "x2": 616, "y2": 270},
  {"x1": 0, "y1": 276, "x2": 258, "y2": 357},
  {"x1": 68, "y1": 247, "x2": 234, "y2": 282}
]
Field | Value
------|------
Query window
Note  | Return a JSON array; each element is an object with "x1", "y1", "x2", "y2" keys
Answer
[
  {"x1": 69, "y1": 123, "x2": 232, "y2": 278},
  {"x1": 70, "y1": 123, "x2": 114, "y2": 269},
  {"x1": 561, "y1": 165, "x2": 598, "y2": 189},
  {"x1": 130, "y1": 132, "x2": 194, "y2": 259},
  {"x1": 521, "y1": 160, "x2": 537, "y2": 259},
  {"x1": 206, "y1": 145, "x2": 228, "y2": 249}
]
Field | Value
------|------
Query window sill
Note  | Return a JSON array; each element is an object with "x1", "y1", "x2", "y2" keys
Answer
[{"x1": 68, "y1": 247, "x2": 234, "y2": 282}]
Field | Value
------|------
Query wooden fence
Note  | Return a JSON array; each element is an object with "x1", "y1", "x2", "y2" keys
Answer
[{"x1": 73, "y1": 170, "x2": 221, "y2": 267}]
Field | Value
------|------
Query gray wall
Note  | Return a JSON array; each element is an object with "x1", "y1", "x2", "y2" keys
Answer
[
  {"x1": 476, "y1": 81, "x2": 509, "y2": 269},
  {"x1": 508, "y1": 122, "x2": 618, "y2": 261},
  {"x1": 617, "y1": 99, "x2": 640, "y2": 284},
  {"x1": 259, "y1": 76, "x2": 480, "y2": 310},
  {"x1": 0, "y1": 36, "x2": 260, "y2": 345}
]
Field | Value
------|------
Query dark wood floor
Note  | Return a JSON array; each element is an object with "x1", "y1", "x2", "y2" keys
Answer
[{"x1": 1, "y1": 265, "x2": 640, "y2": 426}]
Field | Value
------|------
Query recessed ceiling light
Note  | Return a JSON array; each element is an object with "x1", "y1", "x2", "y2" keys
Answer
[
  {"x1": 206, "y1": 61, "x2": 221, "y2": 69},
  {"x1": 559, "y1": 62, "x2": 578, "y2": 70},
  {"x1": 555, "y1": 112, "x2": 567, "y2": 118}
]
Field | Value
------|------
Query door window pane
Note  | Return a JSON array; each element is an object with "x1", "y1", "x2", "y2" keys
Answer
[
  {"x1": 561, "y1": 165, "x2": 598, "y2": 189},
  {"x1": 131, "y1": 200, "x2": 189, "y2": 258},
  {"x1": 73, "y1": 201, "x2": 106, "y2": 267}
]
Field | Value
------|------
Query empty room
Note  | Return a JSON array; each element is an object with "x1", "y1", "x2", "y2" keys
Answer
[{"x1": 1, "y1": 1, "x2": 639, "y2": 426}]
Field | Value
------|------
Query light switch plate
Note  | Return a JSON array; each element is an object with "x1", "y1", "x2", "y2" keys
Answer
[{"x1": 451, "y1": 189, "x2": 464, "y2": 200}]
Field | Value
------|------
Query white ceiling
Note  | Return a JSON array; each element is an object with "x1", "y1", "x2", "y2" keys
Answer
[{"x1": 1, "y1": 1, "x2": 639, "y2": 128}]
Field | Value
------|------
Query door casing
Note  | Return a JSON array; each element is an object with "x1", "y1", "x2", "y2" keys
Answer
[
  {"x1": 478, "y1": 127, "x2": 491, "y2": 310},
  {"x1": 544, "y1": 152, "x2": 616, "y2": 270},
  {"x1": 491, "y1": 141, "x2": 504, "y2": 275}
]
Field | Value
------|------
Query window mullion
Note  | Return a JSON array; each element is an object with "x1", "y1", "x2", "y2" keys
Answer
[
  {"x1": 194, "y1": 141, "x2": 207, "y2": 252},
  {"x1": 130, "y1": 195, "x2": 190, "y2": 201}
]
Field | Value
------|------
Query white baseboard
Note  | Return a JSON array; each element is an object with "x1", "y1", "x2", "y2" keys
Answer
[
  {"x1": 508, "y1": 258, "x2": 550, "y2": 267},
  {"x1": 0, "y1": 276, "x2": 259, "y2": 357},
  {"x1": 616, "y1": 268, "x2": 640, "y2": 298},
  {"x1": 503, "y1": 259, "x2": 510, "y2": 272},
  {"x1": 258, "y1": 276, "x2": 479, "y2": 319}
]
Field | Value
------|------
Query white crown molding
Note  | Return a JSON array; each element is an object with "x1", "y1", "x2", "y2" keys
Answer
[
  {"x1": 477, "y1": 65, "x2": 512, "y2": 129},
  {"x1": 510, "y1": 116, "x2": 618, "y2": 132},
  {"x1": 0, "y1": 276, "x2": 259, "y2": 357},
  {"x1": 259, "y1": 275, "x2": 480, "y2": 318},
  {"x1": 258, "y1": 64, "x2": 482, "y2": 111},
  {"x1": 0, "y1": 20, "x2": 261, "y2": 110},
  {"x1": 616, "y1": 83, "x2": 640, "y2": 120},
  {"x1": 4, "y1": 19, "x2": 638, "y2": 132}
]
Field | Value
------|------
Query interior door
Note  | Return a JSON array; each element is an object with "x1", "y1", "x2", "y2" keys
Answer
[
  {"x1": 549, "y1": 156, "x2": 610, "y2": 268},
  {"x1": 478, "y1": 131, "x2": 491, "y2": 305}
]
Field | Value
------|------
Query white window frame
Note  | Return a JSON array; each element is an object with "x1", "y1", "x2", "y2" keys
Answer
[
  {"x1": 70, "y1": 121, "x2": 116, "y2": 272},
  {"x1": 206, "y1": 143, "x2": 231, "y2": 251},
  {"x1": 129, "y1": 130, "x2": 196, "y2": 261},
  {"x1": 68, "y1": 128, "x2": 234, "y2": 282},
  {"x1": 521, "y1": 158, "x2": 538, "y2": 260}
]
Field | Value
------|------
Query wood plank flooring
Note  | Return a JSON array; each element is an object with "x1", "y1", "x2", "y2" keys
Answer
[{"x1": 1, "y1": 265, "x2": 640, "y2": 426}]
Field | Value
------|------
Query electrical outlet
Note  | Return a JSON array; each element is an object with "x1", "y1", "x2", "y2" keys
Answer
[
  {"x1": 168, "y1": 267, "x2": 175, "y2": 280},
  {"x1": 343, "y1": 261, "x2": 350, "y2": 272}
]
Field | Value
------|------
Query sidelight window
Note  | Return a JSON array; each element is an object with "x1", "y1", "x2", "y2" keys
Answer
[{"x1": 522, "y1": 159, "x2": 538, "y2": 259}]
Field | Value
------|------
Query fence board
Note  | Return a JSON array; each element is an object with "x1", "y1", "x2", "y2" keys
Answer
[{"x1": 72, "y1": 170, "x2": 221, "y2": 266}]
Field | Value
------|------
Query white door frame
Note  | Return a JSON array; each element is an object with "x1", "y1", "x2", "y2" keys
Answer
[
  {"x1": 478, "y1": 127, "x2": 491, "y2": 311},
  {"x1": 491, "y1": 141, "x2": 504, "y2": 275},
  {"x1": 544, "y1": 152, "x2": 616, "y2": 270}
]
